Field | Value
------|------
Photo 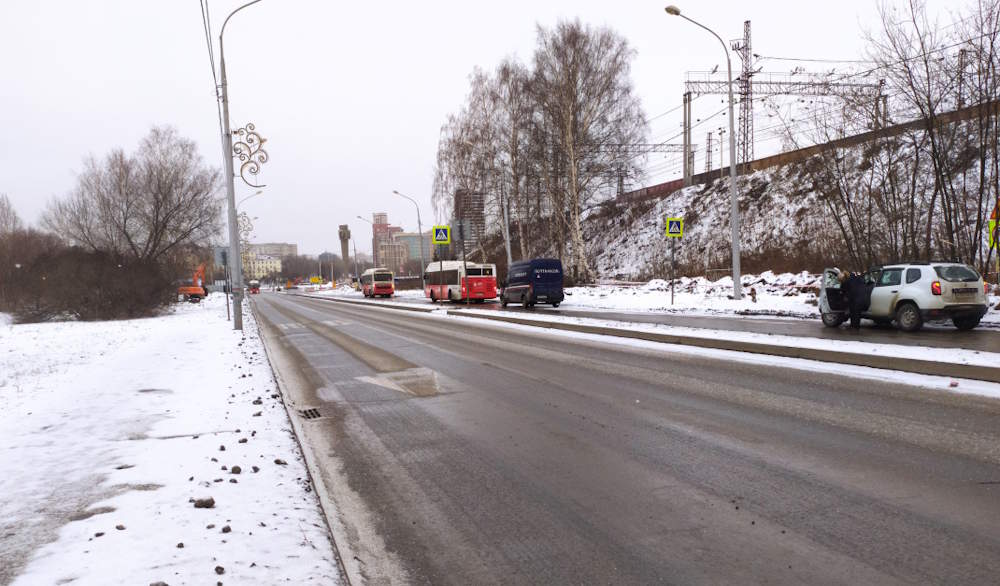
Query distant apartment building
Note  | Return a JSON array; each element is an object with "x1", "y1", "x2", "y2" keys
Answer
[
  {"x1": 248, "y1": 242, "x2": 298, "y2": 258},
  {"x1": 377, "y1": 241, "x2": 410, "y2": 274},
  {"x1": 242, "y1": 253, "x2": 282, "y2": 280},
  {"x1": 393, "y1": 231, "x2": 432, "y2": 263}
]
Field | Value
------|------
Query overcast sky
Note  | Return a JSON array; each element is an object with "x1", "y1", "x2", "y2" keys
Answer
[{"x1": 0, "y1": 0, "x2": 954, "y2": 256}]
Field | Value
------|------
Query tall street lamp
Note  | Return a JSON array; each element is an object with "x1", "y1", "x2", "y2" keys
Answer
[
  {"x1": 665, "y1": 5, "x2": 742, "y2": 300},
  {"x1": 393, "y1": 190, "x2": 427, "y2": 290},
  {"x1": 356, "y1": 215, "x2": 376, "y2": 266}
]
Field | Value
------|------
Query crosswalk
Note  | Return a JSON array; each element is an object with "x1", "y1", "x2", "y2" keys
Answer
[{"x1": 276, "y1": 319, "x2": 350, "y2": 332}]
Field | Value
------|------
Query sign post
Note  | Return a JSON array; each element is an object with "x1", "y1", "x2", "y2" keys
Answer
[
  {"x1": 665, "y1": 217, "x2": 684, "y2": 305},
  {"x1": 432, "y1": 226, "x2": 450, "y2": 302}
]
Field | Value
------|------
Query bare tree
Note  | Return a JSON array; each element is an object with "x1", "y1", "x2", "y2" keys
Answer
[
  {"x1": 43, "y1": 126, "x2": 222, "y2": 264},
  {"x1": 955, "y1": 0, "x2": 1000, "y2": 273},
  {"x1": 532, "y1": 19, "x2": 647, "y2": 281},
  {"x1": 0, "y1": 193, "x2": 22, "y2": 234}
]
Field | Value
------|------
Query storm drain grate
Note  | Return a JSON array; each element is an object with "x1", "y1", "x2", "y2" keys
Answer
[{"x1": 300, "y1": 408, "x2": 322, "y2": 420}]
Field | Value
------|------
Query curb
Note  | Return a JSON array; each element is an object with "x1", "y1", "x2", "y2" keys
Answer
[
  {"x1": 446, "y1": 310, "x2": 1000, "y2": 384},
  {"x1": 248, "y1": 299, "x2": 355, "y2": 585}
]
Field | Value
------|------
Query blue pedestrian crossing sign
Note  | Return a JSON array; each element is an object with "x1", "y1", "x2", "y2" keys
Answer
[
  {"x1": 432, "y1": 225, "x2": 451, "y2": 245},
  {"x1": 665, "y1": 217, "x2": 684, "y2": 238}
]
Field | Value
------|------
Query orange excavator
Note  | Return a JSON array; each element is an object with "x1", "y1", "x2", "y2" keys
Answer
[{"x1": 178, "y1": 264, "x2": 208, "y2": 303}]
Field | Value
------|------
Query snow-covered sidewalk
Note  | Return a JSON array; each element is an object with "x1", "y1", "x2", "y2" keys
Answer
[{"x1": 0, "y1": 295, "x2": 340, "y2": 585}]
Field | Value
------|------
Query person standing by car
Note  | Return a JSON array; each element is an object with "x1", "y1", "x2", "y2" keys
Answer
[{"x1": 843, "y1": 271, "x2": 867, "y2": 329}]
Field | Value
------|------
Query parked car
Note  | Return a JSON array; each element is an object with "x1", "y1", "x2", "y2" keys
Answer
[
  {"x1": 819, "y1": 262, "x2": 989, "y2": 331},
  {"x1": 501, "y1": 258, "x2": 564, "y2": 308}
]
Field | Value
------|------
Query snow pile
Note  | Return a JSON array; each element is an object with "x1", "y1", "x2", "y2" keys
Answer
[
  {"x1": 0, "y1": 294, "x2": 340, "y2": 585},
  {"x1": 0, "y1": 312, "x2": 11, "y2": 326},
  {"x1": 565, "y1": 271, "x2": 822, "y2": 317}
]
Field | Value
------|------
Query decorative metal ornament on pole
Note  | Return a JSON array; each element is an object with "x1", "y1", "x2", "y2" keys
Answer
[{"x1": 233, "y1": 123, "x2": 269, "y2": 188}]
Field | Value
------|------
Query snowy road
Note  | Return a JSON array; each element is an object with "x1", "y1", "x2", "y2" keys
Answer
[{"x1": 254, "y1": 292, "x2": 1000, "y2": 585}]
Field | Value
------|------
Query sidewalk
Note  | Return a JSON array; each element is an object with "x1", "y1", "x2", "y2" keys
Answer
[{"x1": 0, "y1": 295, "x2": 341, "y2": 585}]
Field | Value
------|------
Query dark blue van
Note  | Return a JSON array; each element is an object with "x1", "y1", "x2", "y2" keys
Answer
[{"x1": 501, "y1": 258, "x2": 564, "y2": 308}]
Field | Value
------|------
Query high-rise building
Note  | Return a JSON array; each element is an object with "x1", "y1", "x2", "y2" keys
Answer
[
  {"x1": 370, "y1": 213, "x2": 403, "y2": 267},
  {"x1": 453, "y1": 189, "x2": 485, "y2": 251}
]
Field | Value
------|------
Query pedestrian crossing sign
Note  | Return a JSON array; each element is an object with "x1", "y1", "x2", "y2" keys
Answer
[
  {"x1": 665, "y1": 217, "x2": 684, "y2": 238},
  {"x1": 432, "y1": 225, "x2": 451, "y2": 245}
]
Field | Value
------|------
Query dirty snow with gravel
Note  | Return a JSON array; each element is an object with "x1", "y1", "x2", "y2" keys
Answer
[{"x1": 0, "y1": 295, "x2": 340, "y2": 585}]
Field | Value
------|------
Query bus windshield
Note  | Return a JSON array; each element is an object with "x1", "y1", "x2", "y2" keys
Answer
[{"x1": 374, "y1": 272, "x2": 393, "y2": 282}]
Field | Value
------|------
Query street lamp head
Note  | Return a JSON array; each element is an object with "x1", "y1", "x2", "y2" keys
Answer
[{"x1": 665, "y1": 5, "x2": 681, "y2": 15}]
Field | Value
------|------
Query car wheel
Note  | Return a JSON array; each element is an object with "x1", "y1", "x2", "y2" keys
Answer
[
  {"x1": 500, "y1": 295, "x2": 508, "y2": 308},
  {"x1": 953, "y1": 316, "x2": 981, "y2": 331},
  {"x1": 821, "y1": 312, "x2": 844, "y2": 327},
  {"x1": 552, "y1": 302, "x2": 560, "y2": 308},
  {"x1": 895, "y1": 303, "x2": 923, "y2": 332}
]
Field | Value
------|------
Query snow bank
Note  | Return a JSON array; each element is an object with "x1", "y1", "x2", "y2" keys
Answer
[
  {"x1": 566, "y1": 271, "x2": 823, "y2": 317},
  {"x1": 0, "y1": 294, "x2": 340, "y2": 585}
]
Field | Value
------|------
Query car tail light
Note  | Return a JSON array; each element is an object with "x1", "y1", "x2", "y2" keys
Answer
[{"x1": 931, "y1": 281, "x2": 942, "y2": 295}]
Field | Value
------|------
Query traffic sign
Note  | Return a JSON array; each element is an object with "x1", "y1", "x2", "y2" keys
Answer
[
  {"x1": 665, "y1": 217, "x2": 684, "y2": 238},
  {"x1": 432, "y1": 225, "x2": 451, "y2": 245}
]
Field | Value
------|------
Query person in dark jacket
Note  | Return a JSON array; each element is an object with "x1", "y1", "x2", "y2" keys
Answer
[{"x1": 842, "y1": 272, "x2": 867, "y2": 329}]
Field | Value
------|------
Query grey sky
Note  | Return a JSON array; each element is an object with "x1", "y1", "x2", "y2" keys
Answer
[{"x1": 1, "y1": 0, "x2": 954, "y2": 256}]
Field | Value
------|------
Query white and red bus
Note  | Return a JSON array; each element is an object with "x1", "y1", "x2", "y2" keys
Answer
[
  {"x1": 424, "y1": 261, "x2": 497, "y2": 302},
  {"x1": 361, "y1": 268, "x2": 395, "y2": 298}
]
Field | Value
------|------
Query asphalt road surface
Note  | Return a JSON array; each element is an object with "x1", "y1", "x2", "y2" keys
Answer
[
  {"x1": 254, "y1": 292, "x2": 1000, "y2": 585},
  {"x1": 327, "y1": 292, "x2": 1000, "y2": 352}
]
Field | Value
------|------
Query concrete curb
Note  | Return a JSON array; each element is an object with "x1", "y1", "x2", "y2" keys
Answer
[
  {"x1": 445, "y1": 310, "x2": 1000, "y2": 384},
  {"x1": 285, "y1": 293, "x2": 1000, "y2": 384}
]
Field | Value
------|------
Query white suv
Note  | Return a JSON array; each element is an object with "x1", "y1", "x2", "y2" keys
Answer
[{"x1": 819, "y1": 262, "x2": 990, "y2": 331}]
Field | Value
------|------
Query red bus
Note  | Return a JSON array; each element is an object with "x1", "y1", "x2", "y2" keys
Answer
[
  {"x1": 424, "y1": 261, "x2": 497, "y2": 302},
  {"x1": 361, "y1": 268, "x2": 394, "y2": 298}
]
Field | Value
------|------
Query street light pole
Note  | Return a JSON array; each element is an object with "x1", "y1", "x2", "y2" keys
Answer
[
  {"x1": 352, "y1": 239, "x2": 359, "y2": 284},
  {"x1": 357, "y1": 215, "x2": 376, "y2": 266},
  {"x1": 393, "y1": 190, "x2": 427, "y2": 290},
  {"x1": 218, "y1": 0, "x2": 264, "y2": 330},
  {"x1": 665, "y1": 5, "x2": 742, "y2": 300}
]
